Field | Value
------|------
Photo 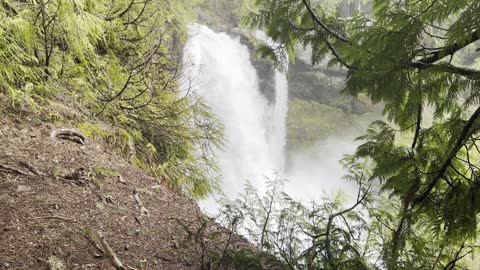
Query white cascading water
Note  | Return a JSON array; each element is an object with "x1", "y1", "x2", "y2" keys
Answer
[
  {"x1": 184, "y1": 24, "x2": 288, "y2": 211},
  {"x1": 255, "y1": 30, "x2": 289, "y2": 168}
]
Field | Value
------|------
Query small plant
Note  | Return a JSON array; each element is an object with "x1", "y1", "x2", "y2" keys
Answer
[
  {"x1": 137, "y1": 259, "x2": 147, "y2": 268},
  {"x1": 47, "y1": 256, "x2": 64, "y2": 270},
  {"x1": 80, "y1": 227, "x2": 98, "y2": 242},
  {"x1": 52, "y1": 167, "x2": 67, "y2": 178},
  {"x1": 88, "y1": 165, "x2": 121, "y2": 188}
]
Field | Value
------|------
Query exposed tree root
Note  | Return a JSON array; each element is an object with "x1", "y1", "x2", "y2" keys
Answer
[
  {"x1": 96, "y1": 231, "x2": 138, "y2": 270},
  {"x1": 0, "y1": 161, "x2": 45, "y2": 177},
  {"x1": 51, "y1": 128, "x2": 87, "y2": 145},
  {"x1": 19, "y1": 161, "x2": 44, "y2": 176},
  {"x1": 0, "y1": 164, "x2": 29, "y2": 175}
]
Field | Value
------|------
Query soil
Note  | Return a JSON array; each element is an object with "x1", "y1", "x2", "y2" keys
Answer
[{"x1": 0, "y1": 112, "x2": 250, "y2": 270}]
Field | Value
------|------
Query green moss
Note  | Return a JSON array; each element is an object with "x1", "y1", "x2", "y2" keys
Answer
[
  {"x1": 92, "y1": 165, "x2": 120, "y2": 178},
  {"x1": 287, "y1": 99, "x2": 378, "y2": 152},
  {"x1": 80, "y1": 227, "x2": 97, "y2": 241},
  {"x1": 88, "y1": 165, "x2": 121, "y2": 188},
  {"x1": 46, "y1": 112, "x2": 64, "y2": 123},
  {"x1": 76, "y1": 122, "x2": 109, "y2": 141}
]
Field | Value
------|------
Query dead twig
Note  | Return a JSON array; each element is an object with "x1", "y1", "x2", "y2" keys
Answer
[
  {"x1": 82, "y1": 229, "x2": 105, "y2": 258},
  {"x1": 96, "y1": 231, "x2": 138, "y2": 270},
  {"x1": 117, "y1": 175, "x2": 127, "y2": 185},
  {"x1": 28, "y1": 216, "x2": 76, "y2": 223}
]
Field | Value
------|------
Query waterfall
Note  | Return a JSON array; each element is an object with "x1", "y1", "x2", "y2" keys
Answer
[
  {"x1": 255, "y1": 30, "x2": 289, "y2": 168},
  {"x1": 184, "y1": 24, "x2": 288, "y2": 211}
]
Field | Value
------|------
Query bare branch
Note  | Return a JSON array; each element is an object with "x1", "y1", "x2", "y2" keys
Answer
[{"x1": 301, "y1": 0, "x2": 349, "y2": 43}]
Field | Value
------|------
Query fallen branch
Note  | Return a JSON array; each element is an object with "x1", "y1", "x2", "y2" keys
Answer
[
  {"x1": 96, "y1": 231, "x2": 138, "y2": 270},
  {"x1": 51, "y1": 128, "x2": 87, "y2": 145}
]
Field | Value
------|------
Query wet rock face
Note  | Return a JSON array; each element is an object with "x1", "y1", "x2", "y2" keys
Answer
[
  {"x1": 288, "y1": 59, "x2": 338, "y2": 105},
  {"x1": 252, "y1": 58, "x2": 276, "y2": 104},
  {"x1": 235, "y1": 30, "x2": 277, "y2": 104},
  {"x1": 288, "y1": 58, "x2": 374, "y2": 114},
  {"x1": 224, "y1": 29, "x2": 374, "y2": 114}
]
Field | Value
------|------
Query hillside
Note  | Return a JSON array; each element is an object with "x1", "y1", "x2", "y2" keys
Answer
[{"x1": 0, "y1": 109, "x2": 253, "y2": 270}]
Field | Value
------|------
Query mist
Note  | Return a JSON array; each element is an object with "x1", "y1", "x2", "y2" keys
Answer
[{"x1": 285, "y1": 136, "x2": 360, "y2": 203}]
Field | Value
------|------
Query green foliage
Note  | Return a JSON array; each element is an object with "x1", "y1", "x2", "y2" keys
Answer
[
  {"x1": 219, "y1": 167, "x2": 373, "y2": 269},
  {"x1": 221, "y1": 249, "x2": 267, "y2": 270},
  {"x1": 0, "y1": 0, "x2": 222, "y2": 198},
  {"x1": 219, "y1": 160, "x2": 477, "y2": 269},
  {"x1": 249, "y1": 0, "x2": 480, "y2": 268},
  {"x1": 91, "y1": 165, "x2": 120, "y2": 178}
]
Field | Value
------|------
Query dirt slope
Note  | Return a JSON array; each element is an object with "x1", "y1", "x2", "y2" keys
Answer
[{"x1": 0, "y1": 114, "x2": 248, "y2": 270}]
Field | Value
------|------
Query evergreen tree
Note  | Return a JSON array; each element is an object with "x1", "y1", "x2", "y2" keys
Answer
[{"x1": 246, "y1": 0, "x2": 480, "y2": 268}]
